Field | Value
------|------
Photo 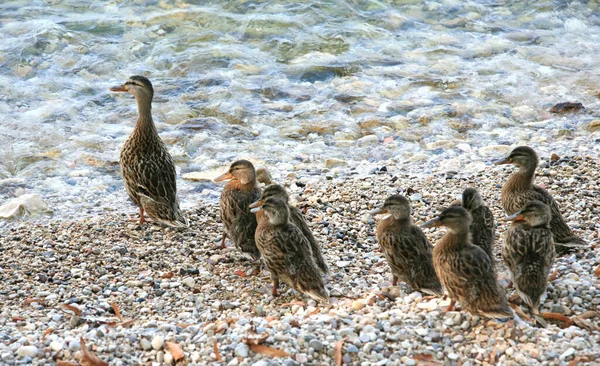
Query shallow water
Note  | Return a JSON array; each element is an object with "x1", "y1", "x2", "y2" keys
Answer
[{"x1": 1, "y1": 0, "x2": 599, "y2": 221}]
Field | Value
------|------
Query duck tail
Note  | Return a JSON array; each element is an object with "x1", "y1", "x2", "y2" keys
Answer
[
  {"x1": 305, "y1": 287, "x2": 330, "y2": 304},
  {"x1": 482, "y1": 302, "x2": 514, "y2": 319},
  {"x1": 420, "y1": 282, "x2": 444, "y2": 296},
  {"x1": 556, "y1": 236, "x2": 587, "y2": 247},
  {"x1": 532, "y1": 309, "x2": 548, "y2": 328},
  {"x1": 555, "y1": 236, "x2": 588, "y2": 255},
  {"x1": 170, "y1": 215, "x2": 189, "y2": 228}
]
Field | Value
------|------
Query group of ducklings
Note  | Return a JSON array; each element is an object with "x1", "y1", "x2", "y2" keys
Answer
[
  {"x1": 372, "y1": 146, "x2": 586, "y2": 325},
  {"x1": 110, "y1": 75, "x2": 587, "y2": 325}
]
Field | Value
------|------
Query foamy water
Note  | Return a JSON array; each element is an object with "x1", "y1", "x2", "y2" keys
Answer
[{"x1": 1, "y1": 0, "x2": 599, "y2": 220}]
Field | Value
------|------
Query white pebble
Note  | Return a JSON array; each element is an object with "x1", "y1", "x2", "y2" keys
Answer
[
  {"x1": 17, "y1": 346, "x2": 38, "y2": 357},
  {"x1": 151, "y1": 335, "x2": 164, "y2": 350}
]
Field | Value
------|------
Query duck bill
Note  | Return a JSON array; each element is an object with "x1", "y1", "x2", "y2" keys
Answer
[
  {"x1": 505, "y1": 213, "x2": 524, "y2": 221},
  {"x1": 214, "y1": 171, "x2": 233, "y2": 182},
  {"x1": 493, "y1": 156, "x2": 512, "y2": 165},
  {"x1": 250, "y1": 206, "x2": 263, "y2": 213},
  {"x1": 421, "y1": 217, "x2": 442, "y2": 228},
  {"x1": 249, "y1": 200, "x2": 264, "y2": 209},
  {"x1": 109, "y1": 85, "x2": 127, "y2": 92},
  {"x1": 369, "y1": 206, "x2": 388, "y2": 216}
]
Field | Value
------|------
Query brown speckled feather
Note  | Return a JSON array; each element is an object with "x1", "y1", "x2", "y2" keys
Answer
[
  {"x1": 220, "y1": 184, "x2": 261, "y2": 260},
  {"x1": 468, "y1": 205, "x2": 495, "y2": 262},
  {"x1": 255, "y1": 215, "x2": 328, "y2": 302},
  {"x1": 377, "y1": 217, "x2": 442, "y2": 295},
  {"x1": 503, "y1": 221, "x2": 554, "y2": 311},
  {"x1": 434, "y1": 234, "x2": 512, "y2": 318},
  {"x1": 288, "y1": 206, "x2": 328, "y2": 274}
]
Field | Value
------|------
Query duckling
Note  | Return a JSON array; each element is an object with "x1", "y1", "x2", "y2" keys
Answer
[
  {"x1": 461, "y1": 188, "x2": 495, "y2": 264},
  {"x1": 110, "y1": 76, "x2": 187, "y2": 228},
  {"x1": 371, "y1": 195, "x2": 442, "y2": 295},
  {"x1": 215, "y1": 160, "x2": 261, "y2": 260},
  {"x1": 251, "y1": 197, "x2": 329, "y2": 303},
  {"x1": 422, "y1": 207, "x2": 512, "y2": 318},
  {"x1": 503, "y1": 200, "x2": 555, "y2": 325},
  {"x1": 252, "y1": 184, "x2": 328, "y2": 274},
  {"x1": 495, "y1": 146, "x2": 586, "y2": 254}
]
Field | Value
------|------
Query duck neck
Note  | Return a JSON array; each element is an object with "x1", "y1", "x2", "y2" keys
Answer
[
  {"x1": 228, "y1": 179, "x2": 257, "y2": 192},
  {"x1": 442, "y1": 227, "x2": 471, "y2": 249},
  {"x1": 511, "y1": 164, "x2": 535, "y2": 190},
  {"x1": 134, "y1": 94, "x2": 157, "y2": 136}
]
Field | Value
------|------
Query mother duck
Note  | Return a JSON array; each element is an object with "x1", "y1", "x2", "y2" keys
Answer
[{"x1": 110, "y1": 76, "x2": 187, "y2": 227}]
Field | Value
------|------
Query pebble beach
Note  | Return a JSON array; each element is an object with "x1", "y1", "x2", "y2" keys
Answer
[{"x1": 1, "y1": 154, "x2": 599, "y2": 365}]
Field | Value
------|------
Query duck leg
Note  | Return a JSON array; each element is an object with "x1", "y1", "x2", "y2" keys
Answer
[
  {"x1": 139, "y1": 207, "x2": 147, "y2": 225},
  {"x1": 392, "y1": 275, "x2": 398, "y2": 286},
  {"x1": 219, "y1": 233, "x2": 228, "y2": 248},
  {"x1": 272, "y1": 277, "x2": 279, "y2": 297},
  {"x1": 447, "y1": 299, "x2": 456, "y2": 312}
]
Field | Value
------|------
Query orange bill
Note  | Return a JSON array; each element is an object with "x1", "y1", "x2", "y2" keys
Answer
[
  {"x1": 109, "y1": 85, "x2": 127, "y2": 92},
  {"x1": 214, "y1": 171, "x2": 233, "y2": 182},
  {"x1": 249, "y1": 200, "x2": 265, "y2": 209},
  {"x1": 369, "y1": 206, "x2": 388, "y2": 216},
  {"x1": 420, "y1": 217, "x2": 441, "y2": 228},
  {"x1": 505, "y1": 213, "x2": 524, "y2": 221},
  {"x1": 493, "y1": 156, "x2": 512, "y2": 165}
]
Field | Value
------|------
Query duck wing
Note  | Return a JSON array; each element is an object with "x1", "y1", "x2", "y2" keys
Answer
[
  {"x1": 470, "y1": 206, "x2": 495, "y2": 260},
  {"x1": 381, "y1": 226, "x2": 443, "y2": 295},
  {"x1": 532, "y1": 186, "x2": 586, "y2": 248},
  {"x1": 289, "y1": 206, "x2": 329, "y2": 274},
  {"x1": 220, "y1": 187, "x2": 261, "y2": 259},
  {"x1": 125, "y1": 146, "x2": 187, "y2": 227},
  {"x1": 263, "y1": 224, "x2": 328, "y2": 302},
  {"x1": 449, "y1": 246, "x2": 512, "y2": 318}
]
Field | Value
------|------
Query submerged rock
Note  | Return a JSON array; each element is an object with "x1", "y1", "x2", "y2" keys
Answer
[
  {"x1": 0, "y1": 194, "x2": 52, "y2": 219},
  {"x1": 550, "y1": 102, "x2": 584, "y2": 114}
]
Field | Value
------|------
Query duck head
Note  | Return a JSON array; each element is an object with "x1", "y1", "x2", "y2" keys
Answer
[
  {"x1": 250, "y1": 197, "x2": 289, "y2": 225},
  {"x1": 421, "y1": 206, "x2": 472, "y2": 234},
  {"x1": 214, "y1": 159, "x2": 257, "y2": 185},
  {"x1": 252, "y1": 184, "x2": 289, "y2": 207},
  {"x1": 494, "y1": 146, "x2": 538, "y2": 170},
  {"x1": 462, "y1": 188, "x2": 483, "y2": 211},
  {"x1": 505, "y1": 200, "x2": 551, "y2": 227},
  {"x1": 370, "y1": 194, "x2": 411, "y2": 221},
  {"x1": 110, "y1": 75, "x2": 154, "y2": 101}
]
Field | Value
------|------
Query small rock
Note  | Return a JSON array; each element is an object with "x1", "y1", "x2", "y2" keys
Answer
[
  {"x1": 572, "y1": 297, "x2": 583, "y2": 305},
  {"x1": 550, "y1": 102, "x2": 584, "y2": 114},
  {"x1": 295, "y1": 353, "x2": 308, "y2": 363},
  {"x1": 164, "y1": 351, "x2": 174, "y2": 364},
  {"x1": 16, "y1": 346, "x2": 38, "y2": 358},
  {"x1": 308, "y1": 339, "x2": 324, "y2": 352},
  {"x1": 325, "y1": 158, "x2": 346, "y2": 168},
  {"x1": 401, "y1": 357, "x2": 417, "y2": 366},
  {"x1": 352, "y1": 300, "x2": 365, "y2": 311},
  {"x1": 151, "y1": 335, "x2": 164, "y2": 350},
  {"x1": 0, "y1": 194, "x2": 52, "y2": 219},
  {"x1": 140, "y1": 338, "x2": 152, "y2": 351},
  {"x1": 235, "y1": 343, "x2": 249, "y2": 358},
  {"x1": 182, "y1": 277, "x2": 195, "y2": 289},
  {"x1": 560, "y1": 348, "x2": 575, "y2": 360},
  {"x1": 49, "y1": 341, "x2": 63, "y2": 352}
]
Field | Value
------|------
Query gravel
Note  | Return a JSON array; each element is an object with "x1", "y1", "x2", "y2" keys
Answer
[{"x1": 0, "y1": 155, "x2": 599, "y2": 365}]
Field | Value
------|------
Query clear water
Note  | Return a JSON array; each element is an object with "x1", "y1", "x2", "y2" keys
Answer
[{"x1": 1, "y1": 0, "x2": 599, "y2": 220}]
